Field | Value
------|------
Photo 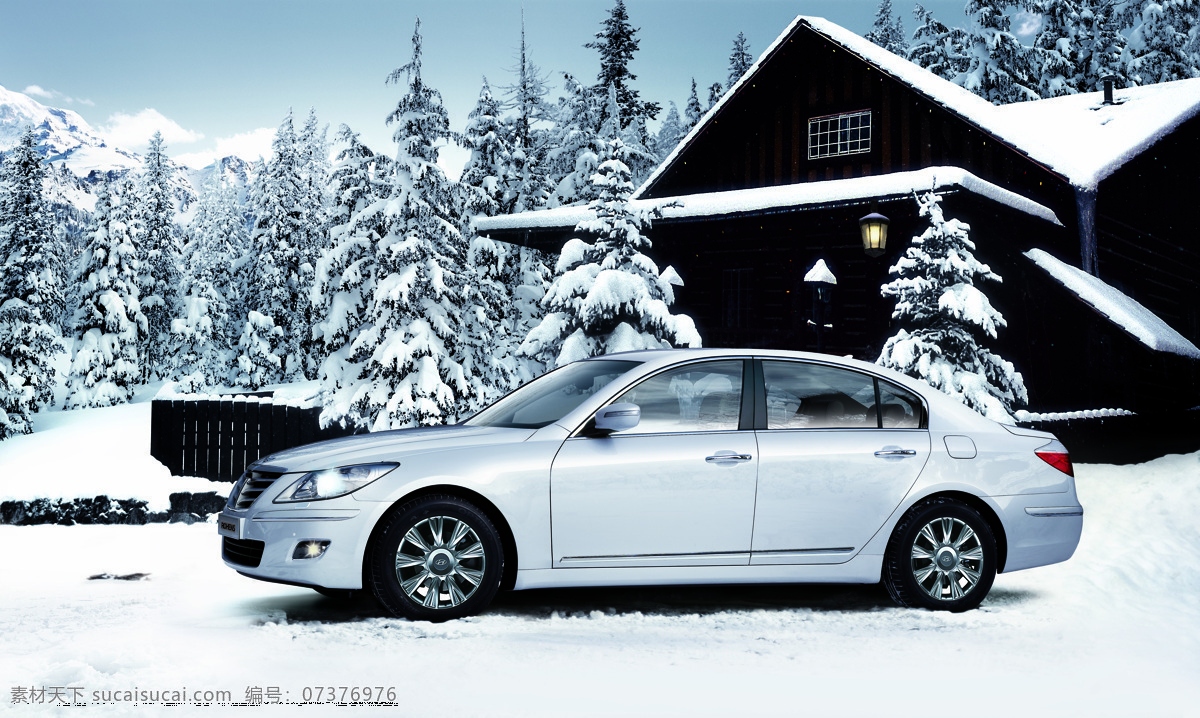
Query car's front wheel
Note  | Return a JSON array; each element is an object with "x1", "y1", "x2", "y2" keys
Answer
[
  {"x1": 368, "y1": 495, "x2": 504, "y2": 621},
  {"x1": 883, "y1": 497, "x2": 997, "y2": 612}
]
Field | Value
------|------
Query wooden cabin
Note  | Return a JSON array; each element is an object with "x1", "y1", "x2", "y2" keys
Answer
[{"x1": 477, "y1": 16, "x2": 1200, "y2": 415}]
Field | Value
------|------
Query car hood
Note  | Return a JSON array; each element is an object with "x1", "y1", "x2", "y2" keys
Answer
[{"x1": 251, "y1": 424, "x2": 538, "y2": 474}]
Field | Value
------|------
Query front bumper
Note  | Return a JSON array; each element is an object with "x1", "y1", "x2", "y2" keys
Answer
[{"x1": 218, "y1": 500, "x2": 386, "y2": 589}]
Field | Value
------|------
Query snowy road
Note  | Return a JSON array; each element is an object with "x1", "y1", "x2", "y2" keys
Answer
[{"x1": 4, "y1": 454, "x2": 1199, "y2": 717}]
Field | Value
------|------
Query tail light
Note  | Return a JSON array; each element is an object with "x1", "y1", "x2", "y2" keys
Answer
[{"x1": 1036, "y1": 439, "x2": 1073, "y2": 477}]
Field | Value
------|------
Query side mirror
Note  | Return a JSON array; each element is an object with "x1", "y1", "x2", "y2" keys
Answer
[{"x1": 594, "y1": 403, "x2": 641, "y2": 434}]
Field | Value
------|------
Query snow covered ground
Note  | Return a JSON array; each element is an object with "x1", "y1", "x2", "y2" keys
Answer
[
  {"x1": 0, "y1": 385, "x2": 229, "y2": 512},
  {"x1": 3, "y1": 453, "x2": 1198, "y2": 716}
]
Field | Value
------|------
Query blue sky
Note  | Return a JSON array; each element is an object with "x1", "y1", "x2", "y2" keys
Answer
[{"x1": 1, "y1": 0, "x2": 977, "y2": 175}]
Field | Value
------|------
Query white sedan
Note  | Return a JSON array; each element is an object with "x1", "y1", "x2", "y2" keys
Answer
[{"x1": 218, "y1": 349, "x2": 1082, "y2": 620}]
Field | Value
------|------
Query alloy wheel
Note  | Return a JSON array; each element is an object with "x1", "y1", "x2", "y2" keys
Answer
[
  {"x1": 394, "y1": 515, "x2": 487, "y2": 609},
  {"x1": 910, "y1": 517, "x2": 985, "y2": 601}
]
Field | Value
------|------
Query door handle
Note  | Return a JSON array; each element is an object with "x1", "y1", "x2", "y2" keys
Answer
[
  {"x1": 706, "y1": 453, "x2": 753, "y2": 463},
  {"x1": 874, "y1": 449, "x2": 917, "y2": 457}
]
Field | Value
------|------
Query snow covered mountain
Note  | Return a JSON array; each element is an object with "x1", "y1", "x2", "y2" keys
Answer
[{"x1": 0, "y1": 83, "x2": 255, "y2": 221}]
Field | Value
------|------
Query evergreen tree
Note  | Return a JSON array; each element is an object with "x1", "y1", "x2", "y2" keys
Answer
[
  {"x1": 0, "y1": 127, "x2": 65, "y2": 329},
  {"x1": 498, "y1": 14, "x2": 554, "y2": 215},
  {"x1": 461, "y1": 77, "x2": 512, "y2": 218},
  {"x1": 684, "y1": 78, "x2": 704, "y2": 128},
  {"x1": 1123, "y1": 0, "x2": 1200, "y2": 85},
  {"x1": 728, "y1": 31, "x2": 754, "y2": 87},
  {"x1": 0, "y1": 126, "x2": 62, "y2": 435},
  {"x1": 188, "y1": 163, "x2": 248, "y2": 352},
  {"x1": 459, "y1": 235, "x2": 521, "y2": 409},
  {"x1": 865, "y1": 0, "x2": 909, "y2": 55},
  {"x1": 319, "y1": 19, "x2": 470, "y2": 430},
  {"x1": 312, "y1": 125, "x2": 392, "y2": 410},
  {"x1": 65, "y1": 182, "x2": 145, "y2": 408},
  {"x1": 1026, "y1": 0, "x2": 1131, "y2": 96},
  {"x1": 908, "y1": 4, "x2": 970, "y2": 82},
  {"x1": 877, "y1": 191, "x2": 1026, "y2": 421},
  {"x1": 134, "y1": 131, "x2": 182, "y2": 380},
  {"x1": 653, "y1": 101, "x2": 687, "y2": 161},
  {"x1": 520, "y1": 130, "x2": 701, "y2": 368},
  {"x1": 296, "y1": 108, "x2": 332, "y2": 378},
  {"x1": 585, "y1": 0, "x2": 660, "y2": 141},
  {"x1": 961, "y1": 1, "x2": 1040, "y2": 103},
  {"x1": 238, "y1": 111, "x2": 305, "y2": 387},
  {"x1": 706, "y1": 82, "x2": 724, "y2": 112},
  {"x1": 171, "y1": 170, "x2": 241, "y2": 391},
  {"x1": 547, "y1": 72, "x2": 605, "y2": 208}
]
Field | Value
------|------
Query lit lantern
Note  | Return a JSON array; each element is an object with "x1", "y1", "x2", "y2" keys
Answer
[{"x1": 859, "y1": 211, "x2": 890, "y2": 257}]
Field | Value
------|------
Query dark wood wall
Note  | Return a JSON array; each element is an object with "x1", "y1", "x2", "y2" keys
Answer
[
  {"x1": 1096, "y1": 114, "x2": 1200, "y2": 344},
  {"x1": 641, "y1": 24, "x2": 1075, "y2": 226}
]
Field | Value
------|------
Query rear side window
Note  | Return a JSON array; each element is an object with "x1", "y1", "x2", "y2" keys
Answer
[
  {"x1": 613, "y1": 360, "x2": 744, "y2": 434},
  {"x1": 761, "y1": 361, "x2": 928, "y2": 430},
  {"x1": 877, "y1": 380, "x2": 925, "y2": 428},
  {"x1": 763, "y1": 361, "x2": 876, "y2": 429}
]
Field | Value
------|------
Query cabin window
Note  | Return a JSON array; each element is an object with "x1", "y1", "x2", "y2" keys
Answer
[{"x1": 808, "y1": 110, "x2": 872, "y2": 160}]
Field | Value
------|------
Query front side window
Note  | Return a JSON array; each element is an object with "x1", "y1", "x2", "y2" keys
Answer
[
  {"x1": 763, "y1": 361, "x2": 876, "y2": 429},
  {"x1": 808, "y1": 109, "x2": 872, "y2": 160},
  {"x1": 611, "y1": 360, "x2": 744, "y2": 435}
]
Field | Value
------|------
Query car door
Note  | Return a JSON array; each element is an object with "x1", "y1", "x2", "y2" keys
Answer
[
  {"x1": 551, "y1": 359, "x2": 759, "y2": 568},
  {"x1": 750, "y1": 359, "x2": 930, "y2": 565}
]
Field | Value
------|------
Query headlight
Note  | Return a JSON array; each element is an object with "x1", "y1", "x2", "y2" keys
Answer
[{"x1": 274, "y1": 462, "x2": 399, "y2": 503}]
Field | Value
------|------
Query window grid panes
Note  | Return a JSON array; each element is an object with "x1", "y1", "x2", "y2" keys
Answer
[{"x1": 808, "y1": 110, "x2": 872, "y2": 160}]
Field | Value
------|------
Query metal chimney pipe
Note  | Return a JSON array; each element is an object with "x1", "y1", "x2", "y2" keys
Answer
[{"x1": 1102, "y1": 75, "x2": 1118, "y2": 105}]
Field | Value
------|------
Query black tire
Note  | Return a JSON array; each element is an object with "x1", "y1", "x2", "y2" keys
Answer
[
  {"x1": 883, "y1": 497, "x2": 997, "y2": 612},
  {"x1": 313, "y1": 587, "x2": 361, "y2": 601},
  {"x1": 368, "y1": 494, "x2": 504, "y2": 622}
]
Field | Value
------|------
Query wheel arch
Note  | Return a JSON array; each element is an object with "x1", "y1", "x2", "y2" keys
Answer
[
  {"x1": 917, "y1": 490, "x2": 1009, "y2": 573},
  {"x1": 362, "y1": 484, "x2": 520, "y2": 592}
]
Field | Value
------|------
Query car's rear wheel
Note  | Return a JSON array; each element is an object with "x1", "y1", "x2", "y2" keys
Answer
[
  {"x1": 883, "y1": 497, "x2": 997, "y2": 612},
  {"x1": 368, "y1": 495, "x2": 504, "y2": 621}
]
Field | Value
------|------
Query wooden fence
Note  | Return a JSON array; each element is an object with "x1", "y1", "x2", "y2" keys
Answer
[{"x1": 149, "y1": 395, "x2": 361, "y2": 482}]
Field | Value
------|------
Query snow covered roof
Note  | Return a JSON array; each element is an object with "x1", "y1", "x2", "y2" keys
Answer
[
  {"x1": 1025, "y1": 249, "x2": 1200, "y2": 360},
  {"x1": 993, "y1": 79, "x2": 1200, "y2": 191},
  {"x1": 475, "y1": 166, "x2": 1062, "y2": 235},
  {"x1": 635, "y1": 16, "x2": 1200, "y2": 197}
]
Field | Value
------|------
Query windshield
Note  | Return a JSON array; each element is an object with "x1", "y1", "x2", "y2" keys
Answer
[{"x1": 464, "y1": 360, "x2": 643, "y2": 429}]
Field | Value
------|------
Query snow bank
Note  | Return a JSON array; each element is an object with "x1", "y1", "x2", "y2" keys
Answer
[
  {"x1": 1025, "y1": 248, "x2": 1200, "y2": 359},
  {"x1": 0, "y1": 402, "x2": 230, "y2": 511},
  {"x1": 477, "y1": 167, "x2": 1062, "y2": 234}
]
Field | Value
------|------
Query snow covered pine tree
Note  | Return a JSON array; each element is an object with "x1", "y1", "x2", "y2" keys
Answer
[
  {"x1": 0, "y1": 126, "x2": 63, "y2": 438},
  {"x1": 521, "y1": 87, "x2": 700, "y2": 368},
  {"x1": 865, "y1": 0, "x2": 908, "y2": 56},
  {"x1": 66, "y1": 181, "x2": 146, "y2": 408},
  {"x1": 319, "y1": 19, "x2": 471, "y2": 431},
  {"x1": 134, "y1": 130, "x2": 182, "y2": 381},
  {"x1": 877, "y1": 191, "x2": 1027, "y2": 422}
]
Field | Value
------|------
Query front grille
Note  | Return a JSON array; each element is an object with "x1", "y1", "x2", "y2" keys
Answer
[
  {"x1": 234, "y1": 470, "x2": 285, "y2": 509},
  {"x1": 222, "y1": 537, "x2": 266, "y2": 567}
]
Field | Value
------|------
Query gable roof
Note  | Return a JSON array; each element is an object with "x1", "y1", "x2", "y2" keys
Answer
[
  {"x1": 636, "y1": 16, "x2": 1200, "y2": 197},
  {"x1": 475, "y1": 166, "x2": 1062, "y2": 236}
]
